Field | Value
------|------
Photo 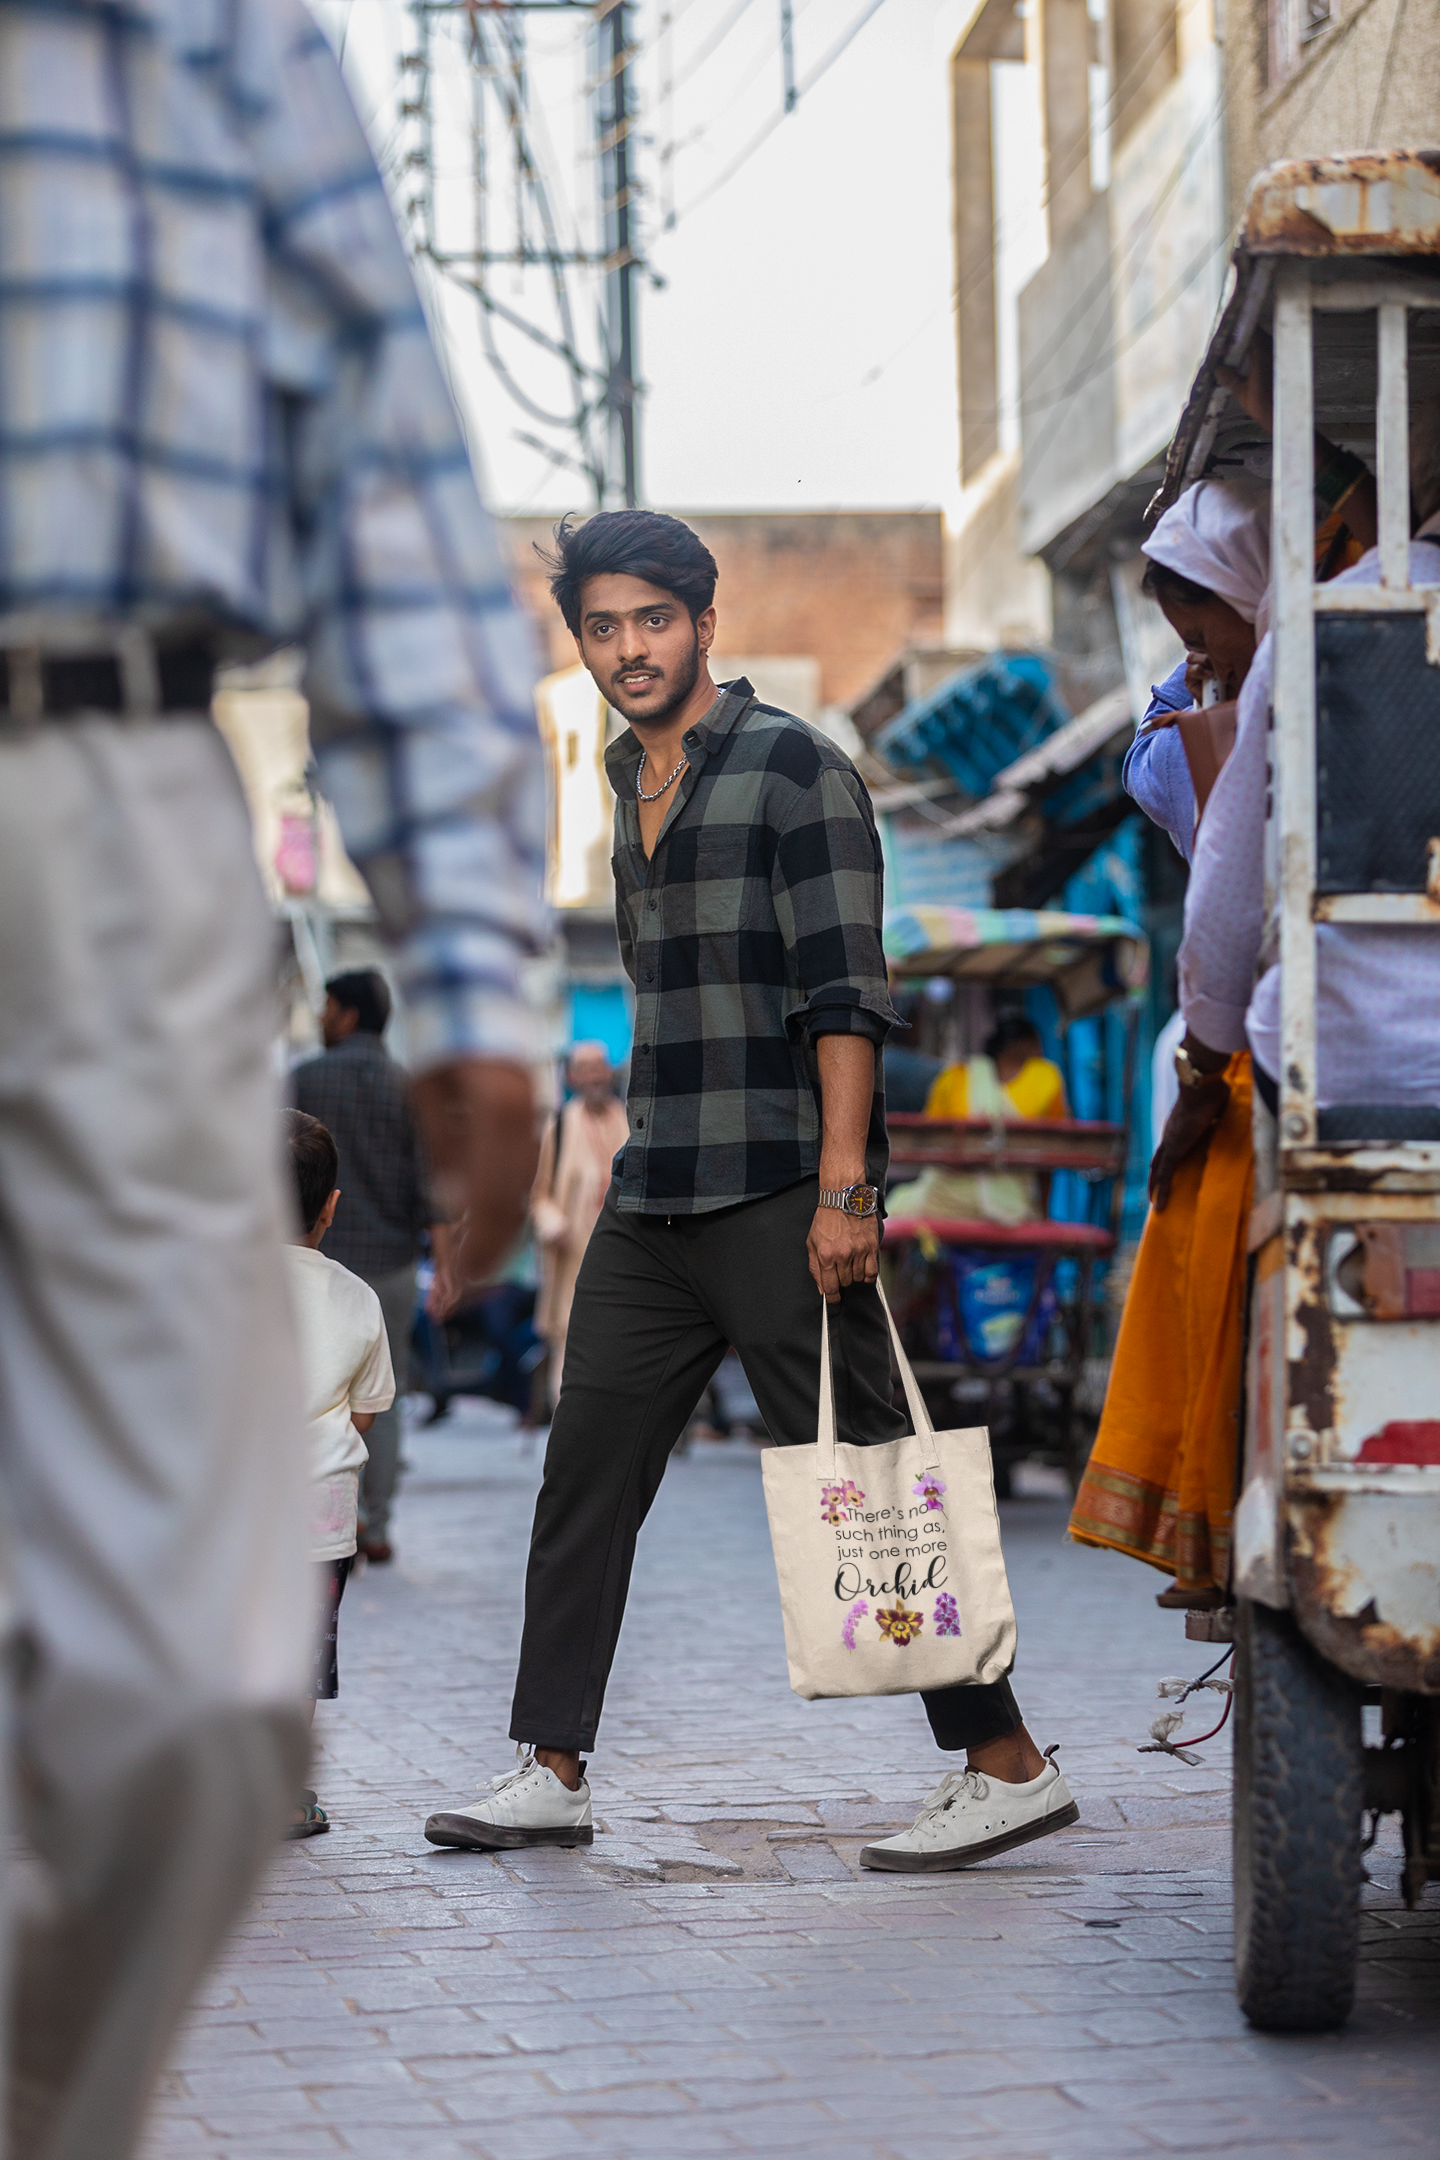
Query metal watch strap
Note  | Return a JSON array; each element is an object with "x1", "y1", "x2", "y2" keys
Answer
[{"x1": 818, "y1": 1183, "x2": 878, "y2": 1216}]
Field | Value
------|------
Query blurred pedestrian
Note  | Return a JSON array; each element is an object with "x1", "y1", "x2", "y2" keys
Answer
[
  {"x1": 293, "y1": 969, "x2": 455, "y2": 1563},
  {"x1": 0, "y1": 6, "x2": 542, "y2": 2153},
  {"x1": 532, "y1": 1042, "x2": 630, "y2": 1405},
  {"x1": 282, "y1": 1112, "x2": 395, "y2": 1837}
]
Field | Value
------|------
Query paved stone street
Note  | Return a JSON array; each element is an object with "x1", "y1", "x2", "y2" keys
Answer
[{"x1": 149, "y1": 1401, "x2": 1440, "y2": 2160}]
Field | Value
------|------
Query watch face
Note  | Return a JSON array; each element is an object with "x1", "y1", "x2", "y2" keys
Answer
[{"x1": 844, "y1": 1185, "x2": 878, "y2": 1217}]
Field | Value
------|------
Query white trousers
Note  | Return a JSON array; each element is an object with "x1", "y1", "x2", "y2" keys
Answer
[{"x1": 0, "y1": 716, "x2": 311, "y2": 2159}]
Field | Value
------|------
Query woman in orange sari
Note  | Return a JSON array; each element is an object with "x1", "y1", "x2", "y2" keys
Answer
[
  {"x1": 1072, "y1": 349, "x2": 1379, "y2": 1603},
  {"x1": 1069, "y1": 476, "x2": 1268, "y2": 1606},
  {"x1": 1069, "y1": 1055, "x2": 1252, "y2": 1602}
]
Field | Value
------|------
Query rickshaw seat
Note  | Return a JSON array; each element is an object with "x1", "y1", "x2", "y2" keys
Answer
[{"x1": 882, "y1": 1215, "x2": 1115, "y2": 1254}]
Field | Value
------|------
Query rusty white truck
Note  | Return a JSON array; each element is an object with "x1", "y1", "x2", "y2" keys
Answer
[{"x1": 1151, "y1": 148, "x2": 1440, "y2": 2033}]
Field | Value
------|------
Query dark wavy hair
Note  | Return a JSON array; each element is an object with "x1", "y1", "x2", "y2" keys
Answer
[
  {"x1": 284, "y1": 1109, "x2": 339, "y2": 1234},
  {"x1": 1141, "y1": 558, "x2": 1214, "y2": 610},
  {"x1": 540, "y1": 511, "x2": 718, "y2": 636}
]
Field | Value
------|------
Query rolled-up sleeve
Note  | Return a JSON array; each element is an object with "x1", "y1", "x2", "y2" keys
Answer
[
  {"x1": 771, "y1": 765, "x2": 901, "y2": 1045},
  {"x1": 1177, "y1": 639, "x2": 1272, "y2": 1053},
  {"x1": 248, "y1": 6, "x2": 548, "y2": 1073}
]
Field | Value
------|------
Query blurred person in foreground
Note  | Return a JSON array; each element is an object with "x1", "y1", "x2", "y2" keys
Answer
[
  {"x1": 0, "y1": 9, "x2": 543, "y2": 2156},
  {"x1": 282, "y1": 1112, "x2": 395, "y2": 1838},
  {"x1": 532, "y1": 1042, "x2": 631, "y2": 1407},
  {"x1": 421, "y1": 510, "x2": 1077, "y2": 1874},
  {"x1": 293, "y1": 969, "x2": 456, "y2": 1563}
]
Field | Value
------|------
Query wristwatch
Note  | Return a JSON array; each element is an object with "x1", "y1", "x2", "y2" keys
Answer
[
  {"x1": 1174, "y1": 1045, "x2": 1226, "y2": 1091},
  {"x1": 818, "y1": 1182, "x2": 880, "y2": 1217}
]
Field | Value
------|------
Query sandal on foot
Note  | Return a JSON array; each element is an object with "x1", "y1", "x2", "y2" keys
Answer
[{"x1": 285, "y1": 1793, "x2": 330, "y2": 1840}]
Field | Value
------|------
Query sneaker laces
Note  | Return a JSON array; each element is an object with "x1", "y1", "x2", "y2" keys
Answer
[
  {"x1": 488, "y1": 1744, "x2": 539, "y2": 1795},
  {"x1": 917, "y1": 1767, "x2": 986, "y2": 1819}
]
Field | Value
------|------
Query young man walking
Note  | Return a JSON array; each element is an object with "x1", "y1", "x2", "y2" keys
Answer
[
  {"x1": 293, "y1": 970, "x2": 454, "y2": 1562},
  {"x1": 423, "y1": 512, "x2": 1075, "y2": 1871}
]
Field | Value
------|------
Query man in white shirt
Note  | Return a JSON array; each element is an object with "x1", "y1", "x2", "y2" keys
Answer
[{"x1": 283, "y1": 1113, "x2": 395, "y2": 1836}]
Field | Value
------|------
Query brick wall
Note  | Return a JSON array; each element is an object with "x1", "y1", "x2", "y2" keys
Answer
[{"x1": 501, "y1": 508, "x2": 944, "y2": 709}]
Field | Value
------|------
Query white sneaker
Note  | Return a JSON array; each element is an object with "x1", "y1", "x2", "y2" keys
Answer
[
  {"x1": 423, "y1": 1747, "x2": 594, "y2": 1851},
  {"x1": 859, "y1": 1754, "x2": 1078, "y2": 1873}
]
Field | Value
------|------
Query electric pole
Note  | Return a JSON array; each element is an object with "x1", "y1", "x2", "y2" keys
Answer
[
  {"x1": 781, "y1": 0, "x2": 796, "y2": 112},
  {"x1": 398, "y1": 0, "x2": 646, "y2": 510},
  {"x1": 598, "y1": 0, "x2": 640, "y2": 507}
]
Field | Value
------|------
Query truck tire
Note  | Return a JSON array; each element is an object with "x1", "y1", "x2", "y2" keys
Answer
[{"x1": 1233, "y1": 1596, "x2": 1363, "y2": 2032}]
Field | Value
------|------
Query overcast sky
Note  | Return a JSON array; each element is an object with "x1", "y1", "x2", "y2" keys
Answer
[{"x1": 316, "y1": 0, "x2": 968, "y2": 516}]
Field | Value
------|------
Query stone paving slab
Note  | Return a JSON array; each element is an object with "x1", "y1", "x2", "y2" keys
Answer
[{"x1": 145, "y1": 1402, "x2": 1440, "y2": 2159}]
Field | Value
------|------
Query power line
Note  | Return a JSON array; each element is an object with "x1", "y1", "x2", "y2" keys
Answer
[
  {"x1": 399, "y1": 0, "x2": 646, "y2": 508},
  {"x1": 668, "y1": 0, "x2": 755, "y2": 96},
  {"x1": 670, "y1": 0, "x2": 889, "y2": 225}
]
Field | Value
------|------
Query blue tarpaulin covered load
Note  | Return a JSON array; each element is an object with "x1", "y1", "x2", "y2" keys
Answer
[{"x1": 873, "y1": 652, "x2": 1070, "y2": 796}]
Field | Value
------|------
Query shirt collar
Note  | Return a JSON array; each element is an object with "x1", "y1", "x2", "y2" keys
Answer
[
  {"x1": 604, "y1": 677, "x2": 755, "y2": 791},
  {"x1": 330, "y1": 1031, "x2": 386, "y2": 1056}
]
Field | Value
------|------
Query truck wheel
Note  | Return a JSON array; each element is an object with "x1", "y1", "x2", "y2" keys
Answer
[{"x1": 1233, "y1": 1597, "x2": 1363, "y2": 2032}]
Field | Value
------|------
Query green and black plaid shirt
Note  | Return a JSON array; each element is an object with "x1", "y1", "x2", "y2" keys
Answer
[{"x1": 607, "y1": 678, "x2": 900, "y2": 1215}]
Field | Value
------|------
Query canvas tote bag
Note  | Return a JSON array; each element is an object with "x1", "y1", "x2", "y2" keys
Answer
[{"x1": 761, "y1": 1283, "x2": 1016, "y2": 1700}]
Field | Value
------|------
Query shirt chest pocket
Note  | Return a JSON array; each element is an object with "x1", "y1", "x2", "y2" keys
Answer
[{"x1": 688, "y1": 828, "x2": 765, "y2": 934}]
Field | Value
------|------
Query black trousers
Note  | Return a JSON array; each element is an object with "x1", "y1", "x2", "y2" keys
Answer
[{"x1": 510, "y1": 1176, "x2": 1023, "y2": 1754}]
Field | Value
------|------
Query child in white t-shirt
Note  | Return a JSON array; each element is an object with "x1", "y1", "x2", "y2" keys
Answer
[{"x1": 283, "y1": 1109, "x2": 396, "y2": 1837}]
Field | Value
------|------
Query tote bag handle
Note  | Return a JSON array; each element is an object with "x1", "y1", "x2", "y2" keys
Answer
[{"x1": 817, "y1": 1280, "x2": 941, "y2": 1481}]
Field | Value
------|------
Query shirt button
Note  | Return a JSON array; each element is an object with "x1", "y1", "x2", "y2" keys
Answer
[
  {"x1": 635, "y1": 1117, "x2": 645, "y2": 1129},
  {"x1": 645, "y1": 969, "x2": 655, "y2": 983},
  {"x1": 639, "y1": 1044, "x2": 650, "y2": 1054},
  {"x1": 648, "y1": 898, "x2": 658, "y2": 911}
]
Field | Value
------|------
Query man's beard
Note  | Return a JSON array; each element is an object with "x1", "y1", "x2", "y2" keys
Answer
[{"x1": 610, "y1": 628, "x2": 700, "y2": 726}]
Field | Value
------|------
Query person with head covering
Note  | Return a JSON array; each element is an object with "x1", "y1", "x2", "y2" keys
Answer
[
  {"x1": 1069, "y1": 474, "x2": 1273, "y2": 1609},
  {"x1": 1123, "y1": 474, "x2": 1273, "y2": 864},
  {"x1": 1124, "y1": 335, "x2": 1379, "y2": 865},
  {"x1": 1074, "y1": 393, "x2": 1389, "y2": 1608}
]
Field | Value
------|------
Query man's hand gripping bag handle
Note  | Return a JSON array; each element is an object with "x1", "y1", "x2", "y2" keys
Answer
[{"x1": 817, "y1": 1281, "x2": 942, "y2": 1481}]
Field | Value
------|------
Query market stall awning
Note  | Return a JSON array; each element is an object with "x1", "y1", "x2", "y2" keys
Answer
[{"x1": 884, "y1": 905, "x2": 1148, "y2": 1021}]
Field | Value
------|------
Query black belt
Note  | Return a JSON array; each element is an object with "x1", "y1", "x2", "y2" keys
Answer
[{"x1": 0, "y1": 641, "x2": 215, "y2": 718}]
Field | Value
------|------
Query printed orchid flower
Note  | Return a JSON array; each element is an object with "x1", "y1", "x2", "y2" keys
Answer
[
  {"x1": 842, "y1": 1598, "x2": 869, "y2": 1650},
  {"x1": 820, "y1": 1479, "x2": 866, "y2": 1524},
  {"x1": 933, "y1": 1592, "x2": 961, "y2": 1638},
  {"x1": 911, "y1": 1471, "x2": 946, "y2": 1513},
  {"x1": 876, "y1": 1601, "x2": 925, "y2": 1647}
]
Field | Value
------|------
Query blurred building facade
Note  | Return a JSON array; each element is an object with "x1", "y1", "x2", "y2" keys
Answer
[
  {"x1": 504, "y1": 510, "x2": 944, "y2": 720},
  {"x1": 1224, "y1": 0, "x2": 1440, "y2": 221},
  {"x1": 213, "y1": 653, "x2": 384, "y2": 1059}
]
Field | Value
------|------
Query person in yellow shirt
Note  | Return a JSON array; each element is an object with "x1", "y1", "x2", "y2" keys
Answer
[
  {"x1": 924, "y1": 1016, "x2": 1068, "y2": 1124},
  {"x1": 887, "y1": 1017, "x2": 1069, "y2": 1228}
]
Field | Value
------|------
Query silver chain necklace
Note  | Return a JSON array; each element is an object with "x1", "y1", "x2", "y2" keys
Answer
[{"x1": 635, "y1": 749, "x2": 689, "y2": 802}]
